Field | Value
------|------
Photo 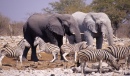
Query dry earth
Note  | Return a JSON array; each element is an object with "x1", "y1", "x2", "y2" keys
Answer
[{"x1": 0, "y1": 36, "x2": 130, "y2": 76}]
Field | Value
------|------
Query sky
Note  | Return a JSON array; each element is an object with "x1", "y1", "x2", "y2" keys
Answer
[{"x1": 0, "y1": 0, "x2": 92, "y2": 22}]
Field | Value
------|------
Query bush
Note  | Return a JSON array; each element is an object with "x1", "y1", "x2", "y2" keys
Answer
[
  {"x1": 10, "y1": 21, "x2": 24, "y2": 36},
  {"x1": 116, "y1": 23, "x2": 130, "y2": 38}
]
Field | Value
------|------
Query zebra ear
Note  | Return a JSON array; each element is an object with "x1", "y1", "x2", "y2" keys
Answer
[{"x1": 35, "y1": 37, "x2": 39, "y2": 40}]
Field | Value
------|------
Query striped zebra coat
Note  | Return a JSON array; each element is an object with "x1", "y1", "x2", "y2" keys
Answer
[
  {"x1": 106, "y1": 45, "x2": 130, "y2": 69},
  {"x1": 77, "y1": 48, "x2": 120, "y2": 74},
  {"x1": 61, "y1": 41, "x2": 87, "y2": 62},
  {"x1": 34, "y1": 37, "x2": 60, "y2": 62},
  {"x1": 0, "y1": 39, "x2": 30, "y2": 66}
]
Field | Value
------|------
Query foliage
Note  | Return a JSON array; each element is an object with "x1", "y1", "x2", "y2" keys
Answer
[
  {"x1": 0, "y1": 13, "x2": 10, "y2": 35},
  {"x1": 10, "y1": 21, "x2": 24, "y2": 36},
  {"x1": 43, "y1": 0, "x2": 92, "y2": 14},
  {"x1": 116, "y1": 24, "x2": 130, "y2": 38},
  {"x1": 43, "y1": 0, "x2": 130, "y2": 38},
  {"x1": 0, "y1": 13, "x2": 24, "y2": 36}
]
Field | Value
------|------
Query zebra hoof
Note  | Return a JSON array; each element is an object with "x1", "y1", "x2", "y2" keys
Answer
[
  {"x1": 50, "y1": 61, "x2": 54, "y2": 63},
  {"x1": 50, "y1": 59, "x2": 56, "y2": 62},
  {"x1": 64, "y1": 60, "x2": 69, "y2": 62}
]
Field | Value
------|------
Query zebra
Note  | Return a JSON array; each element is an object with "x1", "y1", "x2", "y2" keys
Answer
[
  {"x1": 106, "y1": 45, "x2": 130, "y2": 69},
  {"x1": 77, "y1": 48, "x2": 120, "y2": 74},
  {"x1": 0, "y1": 39, "x2": 30, "y2": 66},
  {"x1": 61, "y1": 41, "x2": 88, "y2": 62},
  {"x1": 34, "y1": 37, "x2": 60, "y2": 62}
]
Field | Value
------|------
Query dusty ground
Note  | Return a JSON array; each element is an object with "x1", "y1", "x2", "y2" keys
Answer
[
  {"x1": 0, "y1": 36, "x2": 130, "y2": 76},
  {"x1": 1, "y1": 52, "x2": 76, "y2": 70},
  {"x1": 0, "y1": 36, "x2": 76, "y2": 70}
]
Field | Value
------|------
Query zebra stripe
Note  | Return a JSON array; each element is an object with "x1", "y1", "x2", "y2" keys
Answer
[
  {"x1": 77, "y1": 48, "x2": 120, "y2": 74},
  {"x1": 61, "y1": 41, "x2": 87, "y2": 62},
  {"x1": 106, "y1": 45, "x2": 130, "y2": 69},
  {"x1": 106, "y1": 45, "x2": 129, "y2": 59},
  {"x1": 2, "y1": 45, "x2": 16, "y2": 57},
  {"x1": 34, "y1": 37, "x2": 60, "y2": 62},
  {"x1": 0, "y1": 39, "x2": 30, "y2": 66}
]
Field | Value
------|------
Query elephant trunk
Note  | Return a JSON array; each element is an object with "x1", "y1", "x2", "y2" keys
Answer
[
  {"x1": 105, "y1": 22, "x2": 114, "y2": 46},
  {"x1": 70, "y1": 25, "x2": 82, "y2": 43},
  {"x1": 74, "y1": 29, "x2": 82, "y2": 43}
]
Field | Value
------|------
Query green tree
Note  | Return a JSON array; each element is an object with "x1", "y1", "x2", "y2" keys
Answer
[
  {"x1": 43, "y1": 0, "x2": 91, "y2": 14},
  {"x1": 91, "y1": 0, "x2": 130, "y2": 34}
]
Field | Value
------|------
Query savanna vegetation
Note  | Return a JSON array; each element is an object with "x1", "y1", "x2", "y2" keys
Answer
[{"x1": 0, "y1": 0, "x2": 130, "y2": 38}]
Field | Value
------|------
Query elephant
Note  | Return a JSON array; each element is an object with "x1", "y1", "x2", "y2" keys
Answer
[
  {"x1": 23, "y1": 13, "x2": 81, "y2": 61},
  {"x1": 72, "y1": 11, "x2": 113, "y2": 49}
]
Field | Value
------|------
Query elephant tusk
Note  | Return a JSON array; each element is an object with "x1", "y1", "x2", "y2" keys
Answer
[{"x1": 73, "y1": 33, "x2": 84, "y2": 34}]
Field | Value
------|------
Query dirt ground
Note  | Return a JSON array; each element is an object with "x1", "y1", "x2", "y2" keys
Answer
[
  {"x1": 1, "y1": 52, "x2": 76, "y2": 70},
  {"x1": 0, "y1": 36, "x2": 75, "y2": 70},
  {"x1": 0, "y1": 36, "x2": 130, "y2": 76}
]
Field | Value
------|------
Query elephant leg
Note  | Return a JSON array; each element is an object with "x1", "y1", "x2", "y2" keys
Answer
[
  {"x1": 84, "y1": 31, "x2": 93, "y2": 46},
  {"x1": 53, "y1": 34, "x2": 64, "y2": 60},
  {"x1": 23, "y1": 47, "x2": 30, "y2": 61},
  {"x1": 31, "y1": 46, "x2": 39, "y2": 61},
  {"x1": 58, "y1": 37, "x2": 65, "y2": 60},
  {"x1": 96, "y1": 35, "x2": 103, "y2": 49}
]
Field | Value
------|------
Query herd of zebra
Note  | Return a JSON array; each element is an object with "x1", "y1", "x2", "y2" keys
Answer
[{"x1": 0, "y1": 36, "x2": 130, "y2": 75}]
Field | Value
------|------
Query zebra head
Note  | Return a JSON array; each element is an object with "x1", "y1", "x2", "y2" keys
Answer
[
  {"x1": 34, "y1": 37, "x2": 40, "y2": 46},
  {"x1": 34, "y1": 37, "x2": 45, "y2": 46},
  {"x1": 17, "y1": 39, "x2": 30, "y2": 49},
  {"x1": 77, "y1": 41, "x2": 88, "y2": 50},
  {"x1": 108, "y1": 58, "x2": 120, "y2": 70},
  {"x1": 23, "y1": 39, "x2": 30, "y2": 48}
]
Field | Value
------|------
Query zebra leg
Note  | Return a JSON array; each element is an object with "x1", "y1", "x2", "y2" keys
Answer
[
  {"x1": 50, "y1": 52, "x2": 57, "y2": 62},
  {"x1": 63, "y1": 53, "x2": 69, "y2": 61},
  {"x1": 122, "y1": 56, "x2": 129, "y2": 75},
  {"x1": 38, "y1": 53, "x2": 42, "y2": 58},
  {"x1": 37, "y1": 50, "x2": 42, "y2": 58},
  {"x1": 99, "y1": 60, "x2": 102, "y2": 74},
  {"x1": 19, "y1": 55, "x2": 23, "y2": 66},
  {"x1": 75, "y1": 52, "x2": 78, "y2": 62},
  {"x1": 0, "y1": 55, "x2": 5, "y2": 66},
  {"x1": 81, "y1": 62, "x2": 86, "y2": 75}
]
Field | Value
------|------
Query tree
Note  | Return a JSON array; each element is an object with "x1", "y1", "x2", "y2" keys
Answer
[
  {"x1": 0, "y1": 13, "x2": 10, "y2": 36},
  {"x1": 10, "y1": 21, "x2": 24, "y2": 36},
  {"x1": 91, "y1": 0, "x2": 130, "y2": 35},
  {"x1": 43, "y1": 0, "x2": 92, "y2": 14},
  {"x1": 0, "y1": 13, "x2": 24, "y2": 36}
]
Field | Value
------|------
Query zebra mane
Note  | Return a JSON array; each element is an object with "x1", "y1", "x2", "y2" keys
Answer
[{"x1": 17, "y1": 39, "x2": 24, "y2": 46}]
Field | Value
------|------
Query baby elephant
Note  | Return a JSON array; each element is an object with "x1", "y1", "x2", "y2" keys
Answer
[
  {"x1": 34, "y1": 37, "x2": 60, "y2": 62},
  {"x1": 61, "y1": 41, "x2": 88, "y2": 62}
]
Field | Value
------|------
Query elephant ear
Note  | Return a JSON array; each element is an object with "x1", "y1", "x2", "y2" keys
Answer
[
  {"x1": 48, "y1": 15, "x2": 65, "y2": 36},
  {"x1": 83, "y1": 17, "x2": 97, "y2": 33}
]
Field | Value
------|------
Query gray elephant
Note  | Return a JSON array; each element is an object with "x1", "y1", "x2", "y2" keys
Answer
[
  {"x1": 23, "y1": 13, "x2": 81, "y2": 61},
  {"x1": 72, "y1": 11, "x2": 113, "y2": 49}
]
